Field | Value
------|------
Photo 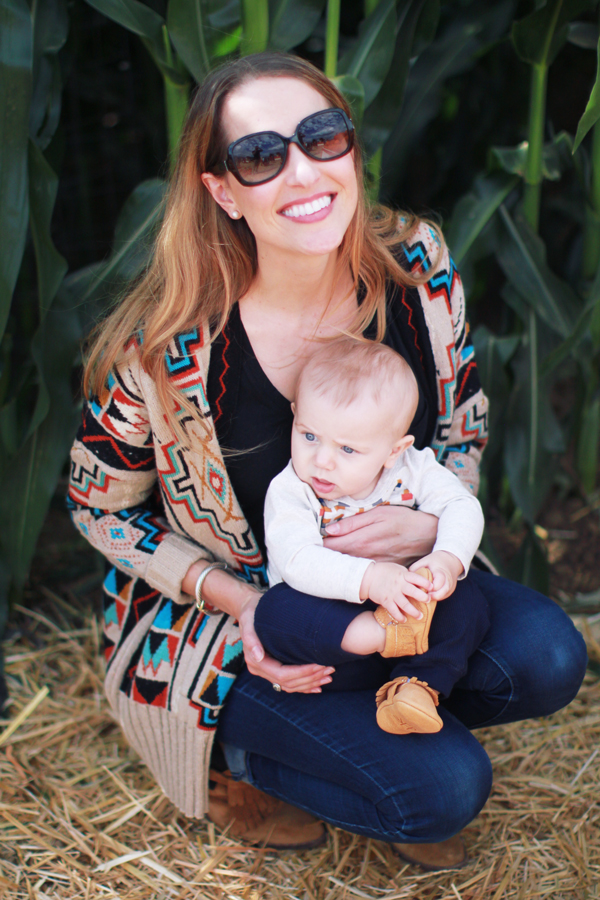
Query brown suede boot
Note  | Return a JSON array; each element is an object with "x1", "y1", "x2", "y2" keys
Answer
[
  {"x1": 207, "y1": 770, "x2": 326, "y2": 849},
  {"x1": 373, "y1": 567, "x2": 436, "y2": 657},
  {"x1": 392, "y1": 835, "x2": 467, "y2": 870},
  {"x1": 375, "y1": 677, "x2": 442, "y2": 734}
]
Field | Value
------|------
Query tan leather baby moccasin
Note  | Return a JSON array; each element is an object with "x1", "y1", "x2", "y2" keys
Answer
[
  {"x1": 375, "y1": 677, "x2": 442, "y2": 735},
  {"x1": 208, "y1": 770, "x2": 327, "y2": 849},
  {"x1": 373, "y1": 567, "x2": 436, "y2": 657}
]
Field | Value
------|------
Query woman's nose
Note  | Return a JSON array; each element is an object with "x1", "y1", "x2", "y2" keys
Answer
[{"x1": 285, "y1": 143, "x2": 320, "y2": 187}]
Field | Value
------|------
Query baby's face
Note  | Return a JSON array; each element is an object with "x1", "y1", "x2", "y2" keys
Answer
[{"x1": 291, "y1": 386, "x2": 411, "y2": 501}]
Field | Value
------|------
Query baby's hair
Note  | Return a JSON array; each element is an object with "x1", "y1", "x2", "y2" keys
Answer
[{"x1": 296, "y1": 338, "x2": 418, "y2": 433}]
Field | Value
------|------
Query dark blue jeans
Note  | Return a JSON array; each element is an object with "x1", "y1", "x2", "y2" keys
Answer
[
  {"x1": 254, "y1": 575, "x2": 490, "y2": 697},
  {"x1": 216, "y1": 572, "x2": 587, "y2": 844}
]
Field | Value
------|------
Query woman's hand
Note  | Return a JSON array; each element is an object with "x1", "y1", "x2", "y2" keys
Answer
[
  {"x1": 236, "y1": 589, "x2": 334, "y2": 693},
  {"x1": 184, "y1": 562, "x2": 334, "y2": 693},
  {"x1": 323, "y1": 506, "x2": 438, "y2": 565}
]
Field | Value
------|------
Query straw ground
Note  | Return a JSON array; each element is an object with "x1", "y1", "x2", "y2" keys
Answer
[{"x1": 1, "y1": 578, "x2": 599, "y2": 900}]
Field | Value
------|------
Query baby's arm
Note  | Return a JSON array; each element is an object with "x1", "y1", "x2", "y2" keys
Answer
[
  {"x1": 402, "y1": 446, "x2": 485, "y2": 580},
  {"x1": 265, "y1": 466, "x2": 373, "y2": 603}
]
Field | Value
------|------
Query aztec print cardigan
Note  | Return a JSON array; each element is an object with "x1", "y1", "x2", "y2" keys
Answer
[{"x1": 68, "y1": 224, "x2": 489, "y2": 818}]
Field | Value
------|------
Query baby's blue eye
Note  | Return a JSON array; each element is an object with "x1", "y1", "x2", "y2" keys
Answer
[
  {"x1": 305, "y1": 432, "x2": 316, "y2": 442},
  {"x1": 342, "y1": 446, "x2": 354, "y2": 454}
]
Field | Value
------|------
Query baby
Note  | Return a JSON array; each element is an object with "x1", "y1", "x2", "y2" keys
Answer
[{"x1": 255, "y1": 338, "x2": 490, "y2": 735}]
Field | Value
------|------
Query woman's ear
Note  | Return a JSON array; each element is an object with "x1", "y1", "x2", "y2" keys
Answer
[
  {"x1": 201, "y1": 172, "x2": 241, "y2": 220},
  {"x1": 383, "y1": 434, "x2": 415, "y2": 468}
]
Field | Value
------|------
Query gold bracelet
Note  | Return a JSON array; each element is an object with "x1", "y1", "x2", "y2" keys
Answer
[{"x1": 194, "y1": 562, "x2": 230, "y2": 614}]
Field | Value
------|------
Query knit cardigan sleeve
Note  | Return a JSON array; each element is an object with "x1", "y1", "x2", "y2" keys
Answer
[
  {"x1": 406, "y1": 224, "x2": 489, "y2": 496},
  {"x1": 68, "y1": 353, "x2": 210, "y2": 604},
  {"x1": 438, "y1": 244, "x2": 488, "y2": 495}
]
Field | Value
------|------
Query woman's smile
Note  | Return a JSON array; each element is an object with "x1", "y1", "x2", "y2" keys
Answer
[{"x1": 279, "y1": 192, "x2": 335, "y2": 222}]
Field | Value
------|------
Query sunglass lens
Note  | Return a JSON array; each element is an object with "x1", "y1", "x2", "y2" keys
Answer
[
  {"x1": 298, "y1": 111, "x2": 351, "y2": 159},
  {"x1": 230, "y1": 133, "x2": 286, "y2": 183}
]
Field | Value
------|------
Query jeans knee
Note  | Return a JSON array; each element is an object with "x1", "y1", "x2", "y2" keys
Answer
[
  {"x1": 378, "y1": 743, "x2": 493, "y2": 842},
  {"x1": 536, "y1": 626, "x2": 587, "y2": 714}
]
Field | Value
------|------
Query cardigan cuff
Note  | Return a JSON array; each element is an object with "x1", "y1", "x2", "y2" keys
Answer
[{"x1": 145, "y1": 533, "x2": 212, "y2": 604}]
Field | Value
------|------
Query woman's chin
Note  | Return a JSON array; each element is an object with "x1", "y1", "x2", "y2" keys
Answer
[{"x1": 293, "y1": 228, "x2": 347, "y2": 257}]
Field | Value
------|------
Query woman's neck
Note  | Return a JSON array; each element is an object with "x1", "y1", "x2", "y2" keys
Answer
[
  {"x1": 245, "y1": 246, "x2": 350, "y2": 325},
  {"x1": 237, "y1": 245, "x2": 358, "y2": 400}
]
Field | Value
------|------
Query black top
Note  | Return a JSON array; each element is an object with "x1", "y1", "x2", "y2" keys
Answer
[{"x1": 206, "y1": 282, "x2": 438, "y2": 559}]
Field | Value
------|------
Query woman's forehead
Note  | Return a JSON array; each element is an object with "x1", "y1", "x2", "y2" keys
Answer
[{"x1": 222, "y1": 77, "x2": 330, "y2": 142}]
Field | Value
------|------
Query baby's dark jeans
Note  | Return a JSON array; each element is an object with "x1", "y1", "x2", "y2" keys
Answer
[{"x1": 254, "y1": 574, "x2": 490, "y2": 697}]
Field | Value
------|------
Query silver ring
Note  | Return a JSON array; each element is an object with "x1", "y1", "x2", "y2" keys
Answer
[{"x1": 272, "y1": 683, "x2": 282, "y2": 692}]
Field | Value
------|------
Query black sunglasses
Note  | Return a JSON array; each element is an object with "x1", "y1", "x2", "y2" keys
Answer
[{"x1": 223, "y1": 108, "x2": 354, "y2": 186}]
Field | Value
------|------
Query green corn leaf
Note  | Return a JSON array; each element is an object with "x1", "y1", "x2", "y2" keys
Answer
[
  {"x1": 211, "y1": 25, "x2": 242, "y2": 57},
  {"x1": 574, "y1": 32, "x2": 600, "y2": 152},
  {"x1": 446, "y1": 172, "x2": 518, "y2": 264},
  {"x1": 568, "y1": 21, "x2": 598, "y2": 48},
  {"x1": 28, "y1": 142, "x2": 68, "y2": 322},
  {"x1": 268, "y1": 0, "x2": 326, "y2": 52},
  {"x1": 338, "y1": 0, "x2": 396, "y2": 107},
  {"x1": 577, "y1": 390, "x2": 600, "y2": 493},
  {"x1": 472, "y1": 325, "x2": 519, "y2": 476},
  {"x1": 362, "y1": 0, "x2": 438, "y2": 153},
  {"x1": 240, "y1": 0, "x2": 269, "y2": 55},
  {"x1": 490, "y1": 133, "x2": 573, "y2": 181},
  {"x1": 30, "y1": 0, "x2": 68, "y2": 149},
  {"x1": 0, "y1": 0, "x2": 32, "y2": 345},
  {"x1": 0, "y1": 290, "x2": 82, "y2": 593},
  {"x1": 26, "y1": 141, "x2": 68, "y2": 438},
  {"x1": 511, "y1": 0, "x2": 595, "y2": 68},
  {"x1": 506, "y1": 528, "x2": 549, "y2": 592},
  {"x1": 539, "y1": 301, "x2": 596, "y2": 377},
  {"x1": 332, "y1": 75, "x2": 364, "y2": 127},
  {"x1": 167, "y1": 0, "x2": 210, "y2": 84},
  {"x1": 83, "y1": 0, "x2": 186, "y2": 84},
  {"x1": 496, "y1": 204, "x2": 582, "y2": 340},
  {"x1": 380, "y1": 17, "x2": 484, "y2": 195},
  {"x1": 504, "y1": 337, "x2": 563, "y2": 526},
  {"x1": 76, "y1": 178, "x2": 167, "y2": 309}
]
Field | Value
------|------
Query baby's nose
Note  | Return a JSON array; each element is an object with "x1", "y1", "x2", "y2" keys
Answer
[{"x1": 315, "y1": 446, "x2": 335, "y2": 469}]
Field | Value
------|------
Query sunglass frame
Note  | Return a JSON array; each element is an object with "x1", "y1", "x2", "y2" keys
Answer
[{"x1": 223, "y1": 108, "x2": 355, "y2": 187}]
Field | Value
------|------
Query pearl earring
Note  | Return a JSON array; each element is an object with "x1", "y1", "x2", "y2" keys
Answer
[{"x1": 231, "y1": 211, "x2": 240, "y2": 219}]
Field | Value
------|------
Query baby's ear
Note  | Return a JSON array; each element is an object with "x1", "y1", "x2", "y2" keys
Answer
[
  {"x1": 291, "y1": 401, "x2": 296, "y2": 415},
  {"x1": 383, "y1": 434, "x2": 415, "y2": 468}
]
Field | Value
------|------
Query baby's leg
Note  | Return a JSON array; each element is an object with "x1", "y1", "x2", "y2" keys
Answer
[
  {"x1": 376, "y1": 576, "x2": 490, "y2": 735},
  {"x1": 387, "y1": 574, "x2": 491, "y2": 698},
  {"x1": 254, "y1": 583, "x2": 389, "y2": 691}
]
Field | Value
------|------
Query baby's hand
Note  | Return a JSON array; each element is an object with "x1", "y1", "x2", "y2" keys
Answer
[
  {"x1": 360, "y1": 562, "x2": 433, "y2": 623},
  {"x1": 410, "y1": 551, "x2": 463, "y2": 601}
]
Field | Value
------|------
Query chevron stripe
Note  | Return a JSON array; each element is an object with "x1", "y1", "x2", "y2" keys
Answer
[
  {"x1": 166, "y1": 329, "x2": 204, "y2": 375},
  {"x1": 68, "y1": 463, "x2": 112, "y2": 501},
  {"x1": 113, "y1": 508, "x2": 166, "y2": 553},
  {"x1": 460, "y1": 406, "x2": 488, "y2": 443},
  {"x1": 402, "y1": 240, "x2": 431, "y2": 272}
]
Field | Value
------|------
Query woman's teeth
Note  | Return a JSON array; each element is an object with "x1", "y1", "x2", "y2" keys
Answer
[{"x1": 282, "y1": 195, "x2": 332, "y2": 218}]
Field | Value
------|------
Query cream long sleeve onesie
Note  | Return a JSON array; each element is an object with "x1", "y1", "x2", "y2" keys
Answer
[{"x1": 265, "y1": 446, "x2": 485, "y2": 601}]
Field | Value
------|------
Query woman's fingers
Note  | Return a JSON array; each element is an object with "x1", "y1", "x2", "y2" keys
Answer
[
  {"x1": 323, "y1": 506, "x2": 438, "y2": 564},
  {"x1": 245, "y1": 654, "x2": 334, "y2": 693},
  {"x1": 240, "y1": 618, "x2": 265, "y2": 663}
]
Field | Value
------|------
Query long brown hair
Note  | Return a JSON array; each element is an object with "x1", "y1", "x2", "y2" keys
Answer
[{"x1": 84, "y1": 52, "x2": 439, "y2": 443}]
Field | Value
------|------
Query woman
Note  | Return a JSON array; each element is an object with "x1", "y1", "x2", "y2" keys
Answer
[{"x1": 69, "y1": 52, "x2": 587, "y2": 868}]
